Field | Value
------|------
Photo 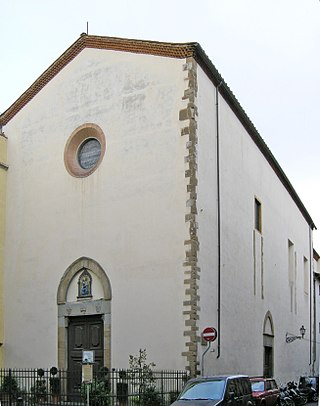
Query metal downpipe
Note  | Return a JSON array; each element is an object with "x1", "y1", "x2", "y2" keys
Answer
[{"x1": 216, "y1": 81, "x2": 222, "y2": 359}]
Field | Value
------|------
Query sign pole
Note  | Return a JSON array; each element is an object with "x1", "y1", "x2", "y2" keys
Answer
[
  {"x1": 201, "y1": 341, "x2": 211, "y2": 376},
  {"x1": 201, "y1": 327, "x2": 218, "y2": 376},
  {"x1": 82, "y1": 350, "x2": 94, "y2": 406}
]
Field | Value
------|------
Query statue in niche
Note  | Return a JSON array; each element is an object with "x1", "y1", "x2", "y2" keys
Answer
[{"x1": 78, "y1": 269, "x2": 92, "y2": 298}]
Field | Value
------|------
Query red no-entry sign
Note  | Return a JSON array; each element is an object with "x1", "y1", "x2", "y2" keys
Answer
[{"x1": 202, "y1": 327, "x2": 217, "y2": 342}]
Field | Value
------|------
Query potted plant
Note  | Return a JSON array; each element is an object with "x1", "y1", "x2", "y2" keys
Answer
[
  {"x1": 30, "y1": 369, "x2": 47, "y2": 404},
  {"x1": 49, "y1": 367, "x2": 60, "y2": 404},
  {"x1": 116, "y1": 370, "x2": 128, "y2": 406}
]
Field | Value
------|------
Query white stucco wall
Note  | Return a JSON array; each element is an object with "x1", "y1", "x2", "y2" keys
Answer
[
  {"x1": 3, "y1": 48, "x2": 189, "y2": 369},
  {"x1": 196, "y1": 65, "x2": 314, "y2": 382},
  {"x1": 195, "y1": 67, "x2": 219, "y2": 366}
]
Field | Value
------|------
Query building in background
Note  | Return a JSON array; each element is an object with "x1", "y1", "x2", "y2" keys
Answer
[
  {"x1": 0, "y1": 34, "x2": 316, "y2": 382},
  {"x1": 313, "y1": 249, "x2": 320, "y2": 376}
]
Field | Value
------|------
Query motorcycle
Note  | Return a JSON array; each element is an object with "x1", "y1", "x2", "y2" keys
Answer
[
  {"x1": 286, "y1": 382, "x2": 307, "y2": 406},
  {"x1": 279, "y1": 386, "x2": 295, "y2": 406}
]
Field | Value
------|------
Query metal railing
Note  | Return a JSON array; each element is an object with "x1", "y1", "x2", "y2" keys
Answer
[{"x1": 0, "y1": 368, "x2": 189, "y2": 406}]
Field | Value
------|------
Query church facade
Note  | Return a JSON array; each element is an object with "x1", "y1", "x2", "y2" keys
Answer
[{"x1": 0, "y1": 34, "x2": 316, "y2": 381}]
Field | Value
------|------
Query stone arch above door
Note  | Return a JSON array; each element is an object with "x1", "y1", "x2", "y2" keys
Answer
[
  {"x1": 57, "y1": 257, "x2": 112, "y2": 304},
  {"x1": 57, "y1": 257, "x2": 112, "y2": 370},
  {"x1": 263, "y1": 311, "x2": 274, "y2": 336}
]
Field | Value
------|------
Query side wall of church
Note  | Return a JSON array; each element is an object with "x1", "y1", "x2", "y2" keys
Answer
[{"x1": 196, "y1": 65, "x2": 314, "y2": 382}]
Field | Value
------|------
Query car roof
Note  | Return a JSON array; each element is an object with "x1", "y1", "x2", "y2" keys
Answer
[{"x1": 187, "y1": 375, "x2": 249, "y2": 383}]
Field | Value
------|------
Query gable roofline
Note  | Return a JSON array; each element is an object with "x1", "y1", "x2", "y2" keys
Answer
[
  {"x1": 0, "y1": 34, "x2": 197, "y2": 126},
  {"x1": 0, "y1": 34, "x2": 316, "y2": 229}
]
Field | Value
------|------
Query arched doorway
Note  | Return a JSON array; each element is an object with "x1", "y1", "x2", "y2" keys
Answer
[
  {"x1": 57, "y1": 257, "x2": 112, "y2": 392},
  {"x1": 263, "y1": 311, "x2": 274, "y2": 377}
]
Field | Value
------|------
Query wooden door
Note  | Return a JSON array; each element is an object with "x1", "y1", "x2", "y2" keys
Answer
[
  {"x1": 263, "y1": 346, "x2": 273, "y2": 378},
  {"x1": 68, "y1": 315, "x2": 104, "y2": 397}
]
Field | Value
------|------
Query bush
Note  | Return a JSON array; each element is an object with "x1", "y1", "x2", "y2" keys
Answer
[
  {"x1": 30, "y1": 379, "x2": 47, "y2": 404},
  {"x1": 169, "y1": 391, "x2": 180, "y2": 403},
  {"x1": 135, "y1": 386, "x2": 163, "y2": 406},
  {"x1": 81, "y1": 379, "x2": 110, "y2": 406},
  {"x1": 1, "y1": 374, "x2": 21, "y2": 398}
]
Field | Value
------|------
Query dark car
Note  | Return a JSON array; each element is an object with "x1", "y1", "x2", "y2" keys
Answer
[
  {"x1": 298, "y1": 376, "x2": 318, "y2": 391},
  {"x1": 170, "y1": 375, "x2": 254, "y2": 405},
  {"x1": 250, "y1": 377, "x2": 280, "y2": 406}
]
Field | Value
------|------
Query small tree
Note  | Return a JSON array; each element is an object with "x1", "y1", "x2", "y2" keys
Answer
[{"x1": 128, "y1": 349, "x2": 162, "y2": 406}]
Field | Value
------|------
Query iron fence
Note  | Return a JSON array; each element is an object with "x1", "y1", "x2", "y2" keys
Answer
[{"x1": 0, "y1": 368, "x2": 189, "y2": 406}]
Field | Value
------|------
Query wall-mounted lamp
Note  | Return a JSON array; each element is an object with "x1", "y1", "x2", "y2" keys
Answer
[{"x1": 286, "y1": 325, "x2": 306, "y2": 343}]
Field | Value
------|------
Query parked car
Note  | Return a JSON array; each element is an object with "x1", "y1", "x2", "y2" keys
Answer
[
  {"x1": 250, "y1": 377, "x2": 280, "y2": 406},
  {"x1": 170, "y1": 375, "x2": 254, "y2": 405},
  {"x1": 298, "y1": 376, "x2": 318, "y2": 391}
]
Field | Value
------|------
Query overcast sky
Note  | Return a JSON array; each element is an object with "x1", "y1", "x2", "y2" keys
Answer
[{"x1": 1, "y1": 0, "x2": 320, "y2": 248}]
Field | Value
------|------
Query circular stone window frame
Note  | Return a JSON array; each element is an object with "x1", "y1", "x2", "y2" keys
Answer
[{"x1": 64, "y1": 123, "x2": 106, "y2": 178}]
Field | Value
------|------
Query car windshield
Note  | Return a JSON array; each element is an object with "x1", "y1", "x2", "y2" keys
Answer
[
  {"x1": 179, "y1": 380, "x2": 226, "y2": 400},
  {"x1": 251, "y1": 381, "x2": 265, "y2": 392}
]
